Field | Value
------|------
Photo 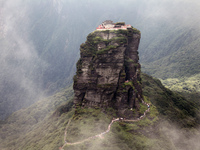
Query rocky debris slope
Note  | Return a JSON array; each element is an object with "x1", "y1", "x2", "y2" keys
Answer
[{"x1": 73, "y1": 23, "x2": 142, "y2": 117}]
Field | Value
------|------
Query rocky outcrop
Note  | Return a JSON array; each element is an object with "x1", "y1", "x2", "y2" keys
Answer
[{"x1": 73, "y1": 23, "x2": 142, "y2": 117}]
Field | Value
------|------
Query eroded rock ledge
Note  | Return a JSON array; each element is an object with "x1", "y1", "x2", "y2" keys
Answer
[{"x1": 73, "y1": 23, "x2": 142, "y2": 117}]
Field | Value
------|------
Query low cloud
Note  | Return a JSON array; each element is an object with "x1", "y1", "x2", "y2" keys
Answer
[
  {"x1": 160, "y1": 121, "x2": 200, "y2": 150},
  {"x1": 0, "y1": 0, "x2": 47, "y2": 119}
]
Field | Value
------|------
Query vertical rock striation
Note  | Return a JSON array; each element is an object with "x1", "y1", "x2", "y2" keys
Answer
[{"x1": 73, "y1": 22, "x2": 142, "y2": 117}]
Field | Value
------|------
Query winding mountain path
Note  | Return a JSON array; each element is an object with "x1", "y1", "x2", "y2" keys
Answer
[{"x1": 60, "y1": 101, "x2": 150, "y2": 150}]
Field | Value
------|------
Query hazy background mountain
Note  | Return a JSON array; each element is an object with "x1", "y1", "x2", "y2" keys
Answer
[{"x1": 0, "y1": 0, "x2": 200, "y2": 119}]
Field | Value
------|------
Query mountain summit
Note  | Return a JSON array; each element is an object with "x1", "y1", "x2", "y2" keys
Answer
[{"x1": 73, "y1": 21, "x2": 142, "y2": 117}]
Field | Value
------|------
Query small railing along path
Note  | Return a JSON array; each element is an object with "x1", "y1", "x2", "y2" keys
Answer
[{"x1": 60, "y1": 101, "x2": 150, "y2": 150}]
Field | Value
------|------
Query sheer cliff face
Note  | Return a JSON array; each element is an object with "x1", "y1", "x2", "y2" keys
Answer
[{"x1": 73, "y1": 27, "x2": 142, "y2": 116}]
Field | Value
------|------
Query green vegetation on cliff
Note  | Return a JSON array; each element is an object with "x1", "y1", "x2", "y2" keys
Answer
[{"x1": 80, "y1": 31, "x2": 128, "y2": 56}]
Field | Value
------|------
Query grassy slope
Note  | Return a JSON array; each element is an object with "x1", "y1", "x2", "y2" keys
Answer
[
  {"x1": 0, "y1": 74, "x2": 199, "y2": 150},
  {"x1": 63, "y1": 104, "x2": 164, "y2": 150},
  {"x1": 0, "y1": 86, "x2": 74, "y2": 150},
  {"x1": 142, "y1": 73, "x2": 199, "y2": 127}
]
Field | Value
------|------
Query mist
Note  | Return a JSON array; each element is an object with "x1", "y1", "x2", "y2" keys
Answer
[
  {"x1": 84, "y1": 120, "x2": 200, "y2": 150},
  {"x1": 159, "y1": 121, "x2": 200, "y2": 150},
  {"x1": 0, "y1": 0, "x2": 47, "y2": 119}
]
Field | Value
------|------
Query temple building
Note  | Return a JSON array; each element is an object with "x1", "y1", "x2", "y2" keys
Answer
[{"x1": 96, "y1": 20, "x2": 131, "y2": 30}]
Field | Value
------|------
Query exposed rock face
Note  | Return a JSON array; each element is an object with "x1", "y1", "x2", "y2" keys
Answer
[{"x1": 73, "y1": 24, "x2": 142, "y2": 117}]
